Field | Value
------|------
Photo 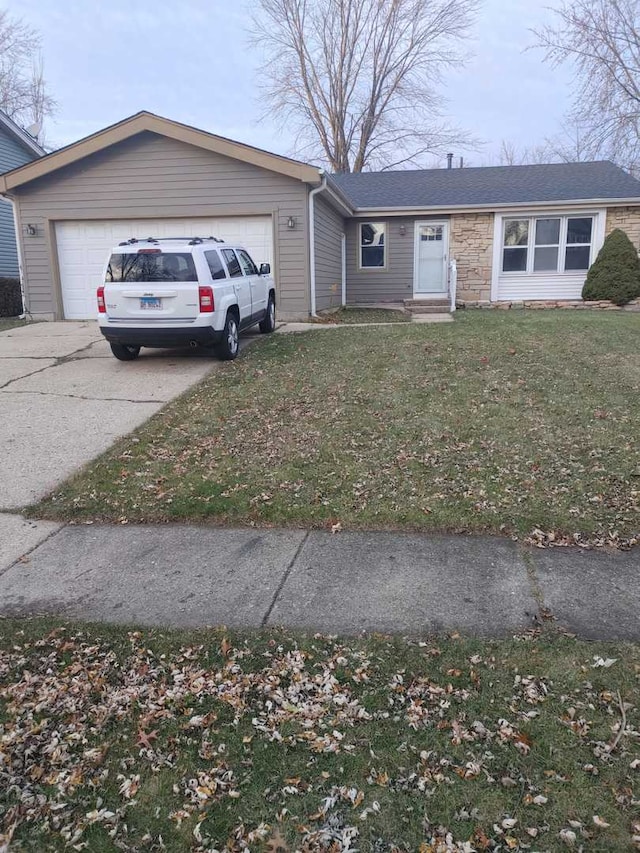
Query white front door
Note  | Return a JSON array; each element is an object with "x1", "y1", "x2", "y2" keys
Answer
[{"x1": 414, "y1": 221, "x2": 449, "y2": 295}]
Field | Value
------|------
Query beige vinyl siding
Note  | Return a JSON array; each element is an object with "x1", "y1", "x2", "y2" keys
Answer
[
  {"x1": 314, "y1": 196, "x2": 344, "y2": 311},
  {"x1": 12, "y1": 131, "x2": 310, "y2": 318},
  {"x1": 345, "y1": 216, "x2": 449, "y2": 303}
]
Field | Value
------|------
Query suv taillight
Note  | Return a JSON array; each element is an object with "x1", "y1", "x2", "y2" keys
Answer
[
  {"x1": 97, "y1": 286, "x2": 106, "y2": 314},
  {"x1": 199, "y1": 286, "x2": 214, "y2": 313}
]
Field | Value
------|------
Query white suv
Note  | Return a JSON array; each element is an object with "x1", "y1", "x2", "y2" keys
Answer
[{"x1": 97, "y1": 236, "x2": 276, "y2": 361}]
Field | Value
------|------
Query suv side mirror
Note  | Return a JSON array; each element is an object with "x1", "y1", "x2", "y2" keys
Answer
[{"x1": 259, "y1": 262, "x2": 271, "y2": 275}]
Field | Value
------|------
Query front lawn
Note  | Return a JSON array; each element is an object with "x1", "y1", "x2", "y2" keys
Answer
[
  {"x1": 32, "y1": 311, "x2": 640, "y2": 545},
  {"x1": 315, "y1": 306, "x2": 409, "y2": 324},
  {"x1": 1, "y1": 619, "x2": 639, "y2": 851},
  {"x1": 0, "y1": 317, "x2": 28, "y2": 332}
]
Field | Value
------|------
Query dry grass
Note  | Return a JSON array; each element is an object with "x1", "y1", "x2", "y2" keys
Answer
[
  {"x1": 314, "y1": 307, "x2": 409, "y2": 324},
  {"x1": 0, "y1": 317, "x2": 28, "y2": 333},
  {"x1": 1, "y1": 618, "x2": 639, "y2": 851},
  {"x1": 31, "y1": 311, "x2": 640, "y2": 546}
]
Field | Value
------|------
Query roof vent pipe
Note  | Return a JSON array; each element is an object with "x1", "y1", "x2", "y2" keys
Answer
[
  {"x1": 447, "y1": 153, "x2": 453, "y2": 169},
  {"x1": 459, "y1": 156, "x2": 464, "y2": 169}
]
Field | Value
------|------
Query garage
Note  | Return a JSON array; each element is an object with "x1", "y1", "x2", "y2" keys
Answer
[
  {"x1": 0, "y1": 111, "x2": 319, "y2": 320},
  {"x1": 56, "y1": 216, "x2": 273, "y2": 319}
]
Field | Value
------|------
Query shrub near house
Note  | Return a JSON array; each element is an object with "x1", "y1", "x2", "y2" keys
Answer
[
  {"x1": 0, "y1": 277, "x2": 22, "y2": 317},
  {"x1": 582, "y1": 227, "x2": 640, "y2": 305}
]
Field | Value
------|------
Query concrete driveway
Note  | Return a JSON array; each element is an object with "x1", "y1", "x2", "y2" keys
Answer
[{"x1": 0, "y1": 322, "x2": 221, "y2": 511}]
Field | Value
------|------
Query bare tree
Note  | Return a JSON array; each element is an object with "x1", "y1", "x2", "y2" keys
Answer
[
  {"x1": 494, "y1": 116, "x2": 601, "y2": 167},
  {"x1": 533, "y1": 0, "x2": 640, "y2": 172},
  {"x1": 545, "y1": 117, "x2": 600, "y2": 164},
  {"x1": 0, "y1": 10, "x2": 55, "y2": 137},
  {"x1": 495, "y1": 139, "x2": 555, "y2": 166},
  {"x1": 252, "y1": 0, "x2": 479, "y2": 172}
]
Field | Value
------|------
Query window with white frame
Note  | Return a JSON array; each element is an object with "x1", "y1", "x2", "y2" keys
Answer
[
  {"x1": 360, "y1": 222, "x2": 386, "y2": 268},
  {"x1": 501, "y1": 215, "x2": 594, "y2": 274}
]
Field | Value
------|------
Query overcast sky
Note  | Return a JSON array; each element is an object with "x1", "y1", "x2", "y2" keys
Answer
[{"x1": 6, "y1": 0, "x2": 573, "y2": 167}]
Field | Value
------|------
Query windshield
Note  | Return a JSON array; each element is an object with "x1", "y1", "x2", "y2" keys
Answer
[{"x1": 106, "y1": 252, "x2": 197, "y2": 282}]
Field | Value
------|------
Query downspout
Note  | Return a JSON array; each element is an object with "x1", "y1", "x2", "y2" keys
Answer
[
  {"x1": 341, "y1": 233, "x2": 346, "y2": 306},
  {"x1": 1, "y1": 192, "x2": 29, "y2": 319},
  {"x1": 308, "y1": 173, "x2": 327, "y2": 317}
]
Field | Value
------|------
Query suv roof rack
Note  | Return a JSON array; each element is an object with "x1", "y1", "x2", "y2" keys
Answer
[{"x1": 117, "y1": 236, "x2": 226, "y2": 246}]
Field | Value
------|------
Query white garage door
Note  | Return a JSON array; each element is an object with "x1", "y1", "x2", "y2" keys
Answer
[{"x1": 55, "y1": 216, "x2": 274, "y2": 319}]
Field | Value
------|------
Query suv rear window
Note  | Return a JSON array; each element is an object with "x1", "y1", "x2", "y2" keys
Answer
[{"x1": 106, "y1": 252, "x2": 197, "y2": 282}]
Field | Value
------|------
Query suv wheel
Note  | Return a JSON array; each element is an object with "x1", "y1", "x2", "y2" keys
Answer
[
  {"x1": 110, "y1": 343, "x2": 141, "y2": 361},
  {"x1": 217, "y1": 312, "x2": 239, "y2": 360},
  {"x1": 259, "y1": 294, "x2": 276, "y2": 334}
]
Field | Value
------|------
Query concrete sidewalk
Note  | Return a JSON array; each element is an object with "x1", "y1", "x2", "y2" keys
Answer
[{"x1": 0, "y1": 519, "x2": 638, "y2": 640}]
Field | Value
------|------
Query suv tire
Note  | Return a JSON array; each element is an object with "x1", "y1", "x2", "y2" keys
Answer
[
  {"x1": 259, "y1": 294, "x2": 276, "y2": 334},
  {"x1": 110, "y1": 343, "x2": 141, "y2": 361},
  {"x1": 217, "y1": 312, "x2": 240, "y2": 360}
]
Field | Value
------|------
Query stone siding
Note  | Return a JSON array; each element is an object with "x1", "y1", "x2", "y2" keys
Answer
[
  {"x1": 449, "y1": 212, "x2": 494, "y2": 303},
  {"x1": 606, "y1": 207, "x2": 640, "y2": 248},
  {"x1": 461, "y1": 297, "x2": 640, "y2": 311}
]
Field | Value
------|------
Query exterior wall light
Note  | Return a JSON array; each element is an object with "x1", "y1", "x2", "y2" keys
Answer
[
  {"x1": 287, "y1": 216, "x2": 296, "y2": 229},
  {"x1": 399, "y1": 223, "x2": 406, "y2": 236},
  {"x1": 26, "y1": 223, "x2": 37, "y2": 236}
]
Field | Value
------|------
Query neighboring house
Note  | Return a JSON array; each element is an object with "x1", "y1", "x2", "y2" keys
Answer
[
  {"x1": 0, "y1": 110, "x2": 45, "y2": 278},
  {"x1": 1, "y1": 110, "x2": 640, "y2": 320}
]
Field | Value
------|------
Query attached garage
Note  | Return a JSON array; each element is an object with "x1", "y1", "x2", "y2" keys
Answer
[
  {"x1": 56, "y1": 216, "x2": 273, "y2": 319},
  {"x1": 0, "y1": 112, "x2": 322, "y2": 321}
]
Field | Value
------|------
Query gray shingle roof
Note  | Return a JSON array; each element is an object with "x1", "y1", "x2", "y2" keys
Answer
[{"x1": 329, "y1": 161, "x2": 640, "y2": 209}]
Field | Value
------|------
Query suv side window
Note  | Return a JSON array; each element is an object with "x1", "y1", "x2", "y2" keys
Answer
[
  {"x1": 221, "y1": 248, "x2": 243, "y2": 278},
  {"x1": 205, "y1": 250, "x2": 226, "y2": 280},
  {"x1": 237, "y1": 249, "x2": 258, "y2": 276}
]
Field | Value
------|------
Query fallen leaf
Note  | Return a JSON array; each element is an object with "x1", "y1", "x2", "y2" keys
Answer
[
  {"x1": 136, "y1": 729, "x2": 159, "y2": 750},
  {"x1": 559, "y1": 828, "x2": 577, "y2": 847},
  {"x1": 592, "y1": 656, "x2": 617, "y2": 668}
]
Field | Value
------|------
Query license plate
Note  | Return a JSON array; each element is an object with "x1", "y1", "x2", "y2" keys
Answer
[{"x1": 140, "y1": 297, "x2": 161, "y2": 309}]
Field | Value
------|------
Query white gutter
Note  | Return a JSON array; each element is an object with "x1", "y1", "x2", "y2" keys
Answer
[
  {"x1": 308, "y1": 173, "x2": 327, "y2": 317},
  {"x1": 1, "y1": 192, "x2": 29, "y2": 319},
  {"x1": 341, "y1": 234, "x2": 347, "y2": 306}
]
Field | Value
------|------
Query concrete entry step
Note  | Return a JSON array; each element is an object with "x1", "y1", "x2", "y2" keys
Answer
[
  {"x1": 405, "y1": 301, "x2": 450, "y2": 314},
  {"x1": 411, "y1": 313, "x2": 454, "y2": 323}
]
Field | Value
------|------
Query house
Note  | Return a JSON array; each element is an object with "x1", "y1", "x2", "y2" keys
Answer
[
  {"x1": 0, "y1": 110, "x2": 45, "y2": 279},
  {"x1": 1, "y1": 110, "x2": 639, "y2": 321}
]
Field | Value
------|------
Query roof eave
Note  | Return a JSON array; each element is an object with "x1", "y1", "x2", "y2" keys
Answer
[
  {"x1": 350, "y1": 197, "x2": 640, "y2": 215},
  {"x1": 0, "y1": 111, "x2": 322, "y2": 192},
  {"x1": 323, "y1": 175, "x2": 355, "y2": 215},
  {"x1": 0, "y1": 111, "x2": 46, "y2": 158}
]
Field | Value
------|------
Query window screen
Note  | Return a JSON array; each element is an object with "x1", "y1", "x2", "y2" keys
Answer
[{"x1": 360, "y1": 222, "x2": 386, "y2": 267}]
